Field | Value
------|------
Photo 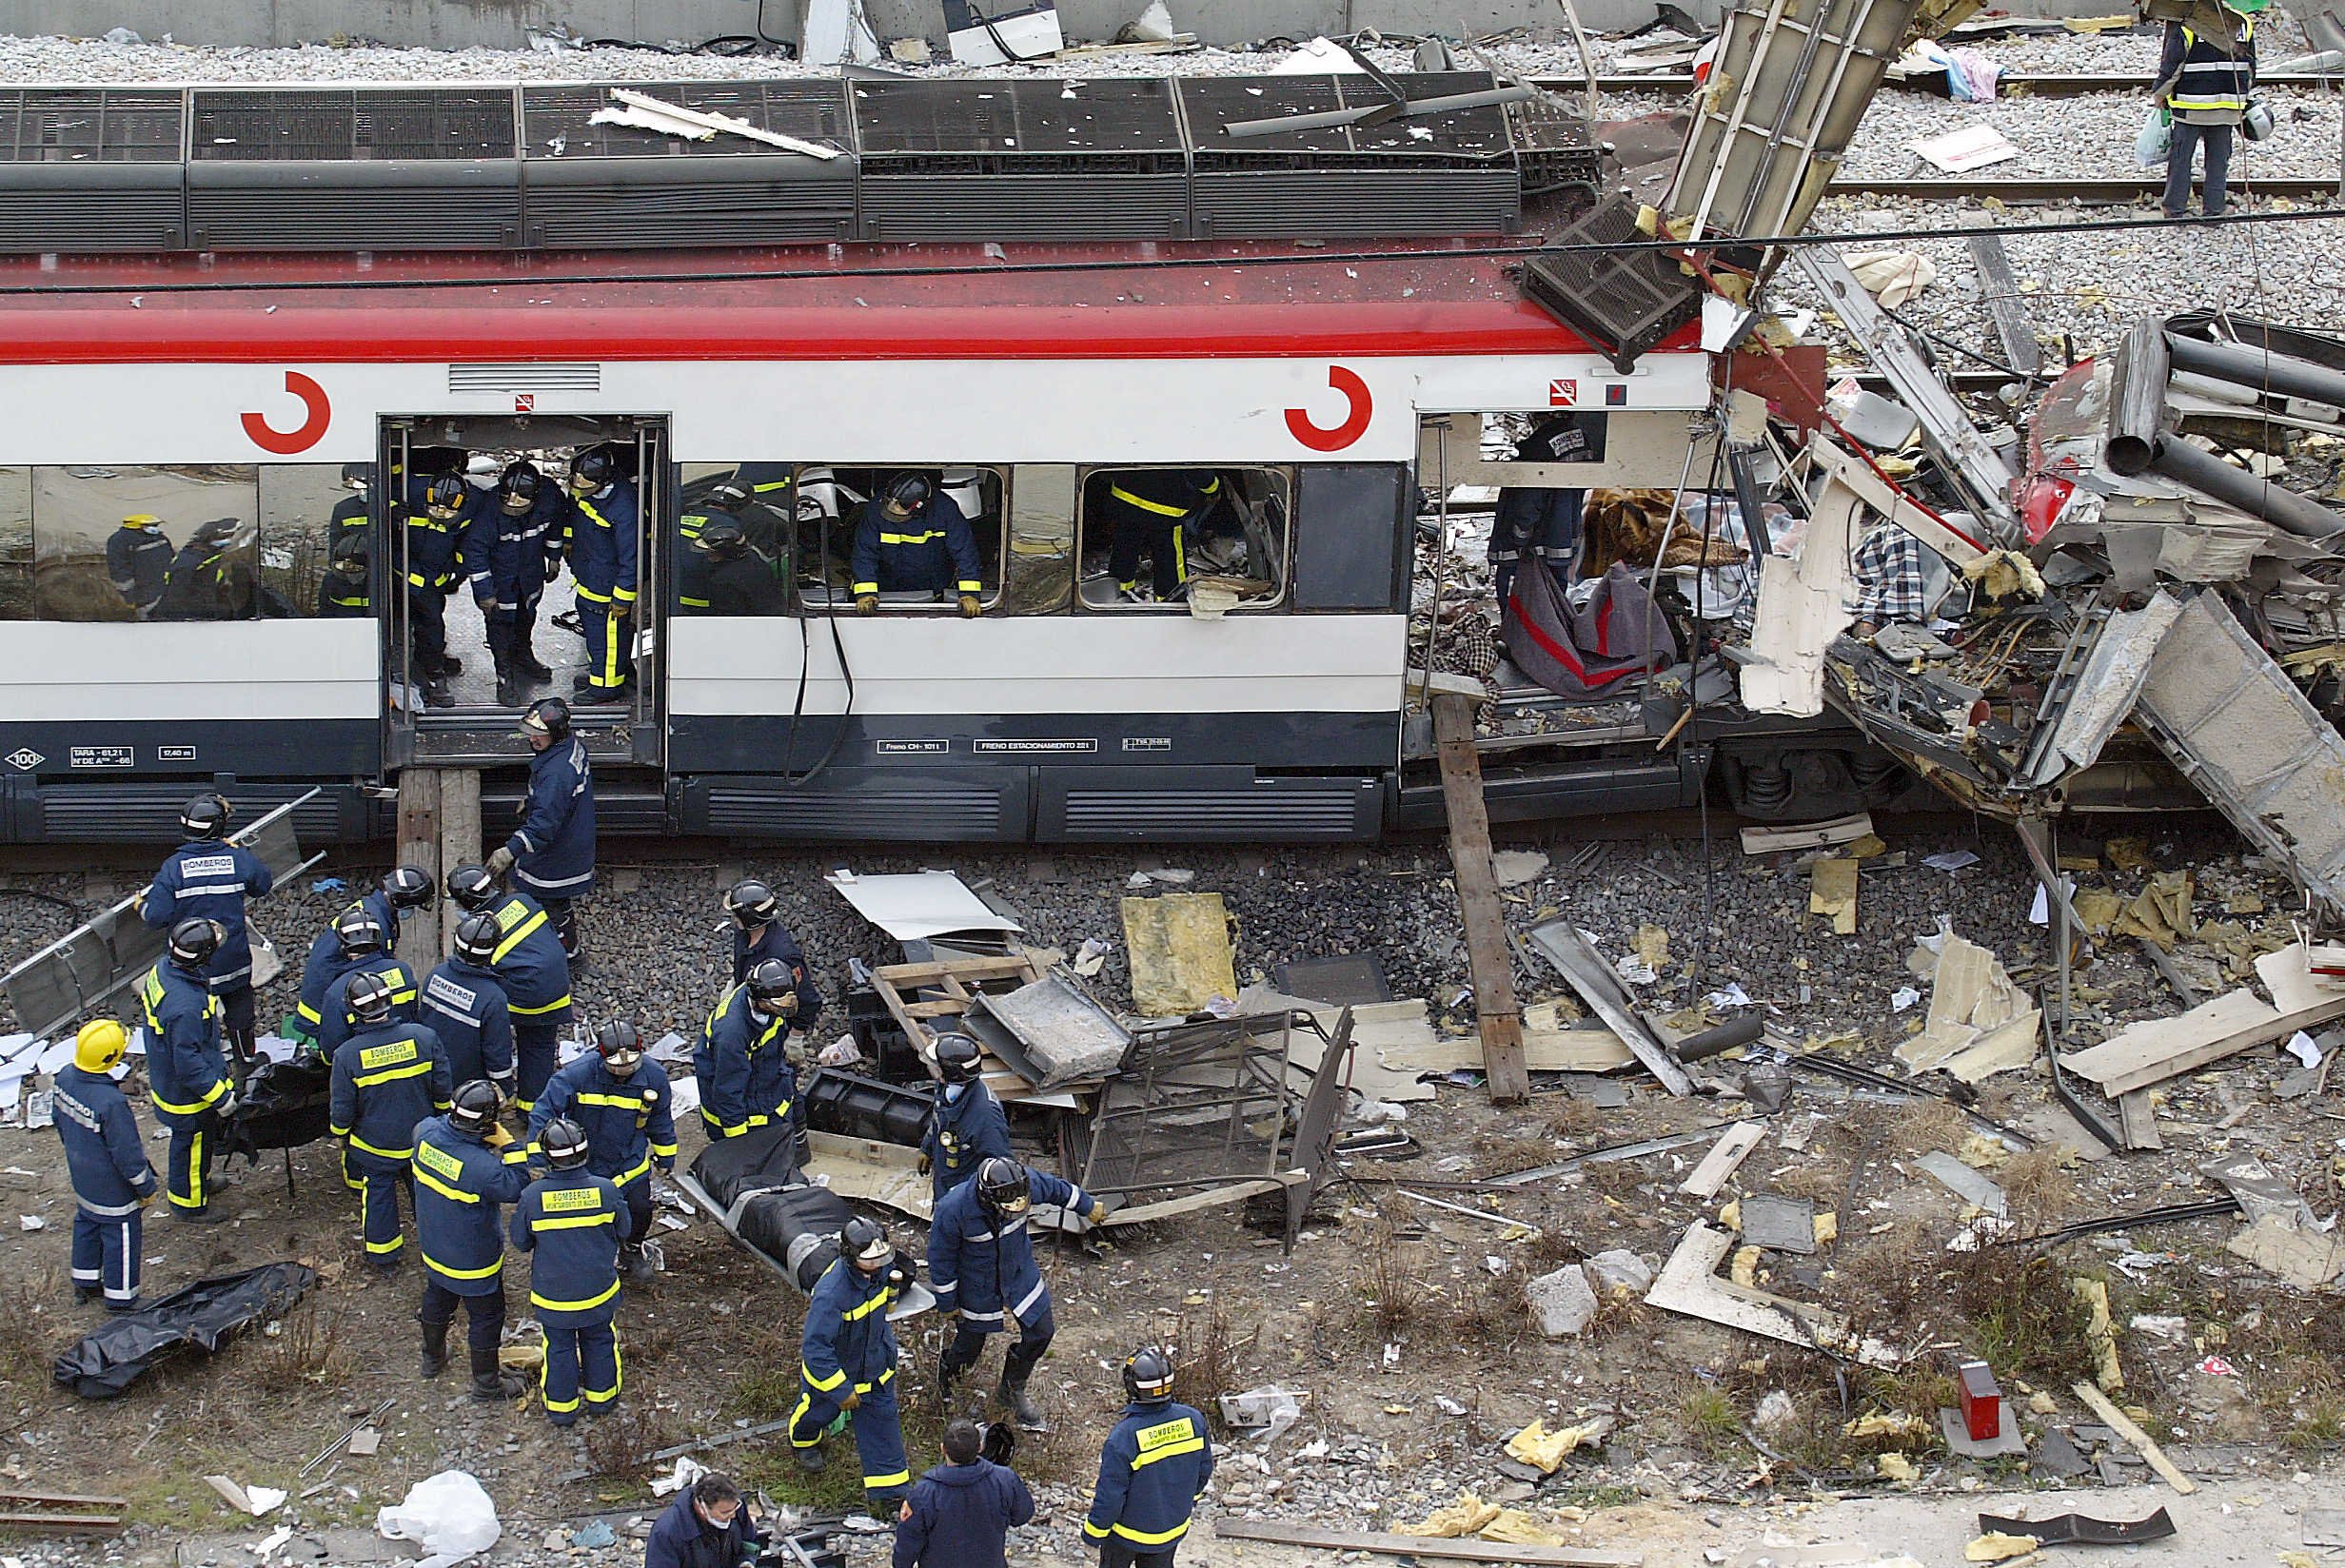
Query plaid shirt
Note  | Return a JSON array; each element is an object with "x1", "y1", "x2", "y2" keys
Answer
[{"x1": 1850, "y1": 524, "x2": 1928, "y2": 624}]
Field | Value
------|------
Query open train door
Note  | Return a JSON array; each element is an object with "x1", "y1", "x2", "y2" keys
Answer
[{"x1": 378, "y1": 415, "x2": 664, "y2": 772}]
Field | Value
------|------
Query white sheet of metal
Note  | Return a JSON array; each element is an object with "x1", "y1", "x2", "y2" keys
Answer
[{"x1": 0, "y1": 621, "x2": 379, "y2": 720}]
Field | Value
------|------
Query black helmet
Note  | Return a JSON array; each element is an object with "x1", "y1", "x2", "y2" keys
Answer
[
  {"x1": 1122, "y1": 1344, "x2": 1175, "y2": 1405},
  {"x1": 723, "y1": 879, "x2": 778, "y2": 930},
  {"x1": 842, "y1": 1216, "x2": 891, "y2": 1271},
  {"x1": 540, "y1": 1116, "x2": 590, "y2": 1171},
  {"x1": 499, "y1": 461, "x2": 543, "y2": 514},
  {"x1": 168, "y1": 917, "x2": 224, "y2": 967},
  {"x1": 705, "y1": 480, "x2": 752, "y2": 513},
  {"x1": 180, "y1": 793, "x2": 232, "y2": 839},
  {"x1": 453, "y1": 909, "x2": 502, "y2": 964},
  {"x1": 340, "y1": 461, "x2": 374, "y2": 490},
  {"x1": 383, "y1": 865, "x2": 435, "y2": 911},
  {"x1": 424, "y1": 475, "x2": 468, "y2": 519},
  {"x1": 567, "y1": 449, "x2": 618, "y2": 495},
  {"x1": 519, "y1": 696, "x2": 570, "y2": 743},
  {"x1": 333, "y1": 905, "x2": 387, "y2": 958},
  {"x1": 934, "y1": 1031, "x2": 982, "y2": 1086},
  {"x1": 345, "y1": 969, "x2": 397, "y2": 1029},
  {"x1": 596, "y1": 1020, "x2": 643, "y2": 1076},
  {"x1": 882, "y1": 473, "x2": 933, "y2": 513},
  {"x1": 743, "y1": 959, "x2": 795, "y2": 1013},
  {"x1": 448, "y1": 1078, "x2": 504, "y2": 1138},
  {"x1": 328, "y1": 538, "x2": 369, "y2": 577},
  {"x1": 700, "y1": 515, "x2": 748, "y2": 559},
  {"x1": 446, "y1": 864, "x2": 500, "y2": 911},
  {"x1": 975, "y1": 1156, "x2": 1030, "y2": 1217},
  {"x1": 193, "y1": 517, "x2": 240, "y2": 547}
]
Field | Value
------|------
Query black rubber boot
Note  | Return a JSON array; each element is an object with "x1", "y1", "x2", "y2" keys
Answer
[
  {"x1": 996, "y1": 1375, "x2": 1044, "y2": 1428},
  {"x1": 469, "y1": 1345, "x2": 524, "y2": 1402},
  {"x1": 936, "y1": 1351, "x2": 968, "y2": 1413},
  {"x1": 420, "y1": 1321, "x2": 448, "y2": 1380},
  {"x1": 796, "y1": 1444, "x2": 826, "y2": 1473}
]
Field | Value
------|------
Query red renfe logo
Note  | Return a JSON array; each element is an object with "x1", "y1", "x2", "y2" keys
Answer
[
  {"x1": 240, "y1": 371, "x2": 331, "y2": 455},
  {"x1": 1284, "y1": 365, "x2": 1372, "y2": 453}
]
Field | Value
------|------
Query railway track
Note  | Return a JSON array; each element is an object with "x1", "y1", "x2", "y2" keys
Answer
[
  {"x1": 1823, "y1": 174, "x2": 2345, "y2": 201},
  {"x1": 1532, "y1": 69, "x2": 2345, "y2": 97}
]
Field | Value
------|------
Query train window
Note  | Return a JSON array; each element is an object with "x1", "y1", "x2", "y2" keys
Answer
[
  {"x1": 1075, "y1": 467, "x2": 1291, "y2": 611},
  {"x1": 0, "y1": 468, "x2": 29, "y2": 620},
  {"x1": 1001, "y1": 464, "x2": 1074, "y2": 616},
  {"x1": 260, "y1": 464, "x2": 359, "y2": 618},
  {"x1": 674, "y1": 462, "x2": 794, "y2": 617},
  {"x1": 791, "y1": 465, "x2": 1008, "y2": 615},
  {"x1": 1292, "y1": 464, "x2": 1409, "y2": 612},
  {"x1": 31, "y1": 465, "x2": 260, "y2": 622}
]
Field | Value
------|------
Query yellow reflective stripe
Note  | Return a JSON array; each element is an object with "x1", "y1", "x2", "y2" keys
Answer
[
  {"x1": 1130, "y1": 1436, "x2": 1207, "y2": 1468},
  {"x1": 680, "y1": 595, "x2": 710, "y2": 609},
  {"x1": 413, "y1": 1166, "x2": 479, "y2": 1205},
  {"x1": 648, "y1": 1140, "x2": 678, "y2": 1158},
  {"x1": 840, "y1": 1290, "x2": 890, "y2": 1323},
  {"x1": 613, "y1": 1153, "x2": 653, "y2": 1186},
  {"x1": 575, "y1": 585, "x2": 611, "y2": 603},
  {"x1": 1111, "y1": 1520, "x2": 1191, "y2": 1545},
  {"x1": 532, "y1": 1279, "x2": 620, "y2": 1313},
  {"x1": 575, "y1": 1092, "x2": 645, "y2": 1109},
  {"x1": 492, "y1": 907, "x2": 548, "y2": 962},
  {"x1": 296, "y1": 1001, "x2": 323, "y2": 1026},
  {"x1": 612, "y1": 585, "x2": 637, "y2": 603},
  {"x1": 424, "y1": 1249, "x2": 503, "y2": 1280},
  {"x1": 510, "y1": 992, "x2": 572, "y2": 1017},
  {"x1": 878, "y1": 530, "x2": 945, "y2": 545},
  {"x1": 152, "y1": 1078, "x2": 229, "y2": 1116},
  {"x1": 864, "y1": 1470, "x2": 911, "y2": 1490},
  {"x1": 802, "y1": 1362, "x2": 847, "y2": 1392},
  {"x1": 353, "y1": 1059, "x2": 434, "y2": 1088},
  {"x1": 348, "y1": 1134, "x2": 415, "y2": 1160},
  {"x1": 852, "y1": 580, "x2": 877, "y2": 595},
  {"x1": 365, "y1": 1232, "x2": 405, "y2": 1255},
  {"x1": 534, "y1": 1210, "x2": 617, "y2": 1231},
  {"x1": 1110, "y1": 485, "x2": 1189, "y2": 518}
]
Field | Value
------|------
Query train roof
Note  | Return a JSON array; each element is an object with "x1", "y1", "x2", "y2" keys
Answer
[{"x1": 0, "y1": 241, "x2": 1675, "y2": 363}]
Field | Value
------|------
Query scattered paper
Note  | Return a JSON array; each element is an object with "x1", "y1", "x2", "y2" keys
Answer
[
  {"x1": 1891, "y1": 986, "x2": 1921, "y2": 1012},
  {"x1": 1908, "y1": 123, "x2": 2020, "y2": 173},
  {"x1": 2287, "y1": 1030, "x2": 2324, "y2": 1068},
  {"x1": 1922, "y1": 850, "x2": 1981, "y2": 872},
  {"x1": 17, "y1": 1215, "x2": 43, "y2": 1231}
]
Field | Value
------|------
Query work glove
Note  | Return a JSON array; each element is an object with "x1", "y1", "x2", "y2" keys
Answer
[
  {"x1": 1087, "y1": 1200, "x2": 1108, "y2": 1225},
  {"x1": 611, "y1": 598, "x2": 632, "y2": 620},
  {"x1": 483, "y1": 1121, "x2": 516, "y2": 1149},
  {"x1": 485, "y1": 845, "x2": 516, "y2": 877},
  {"x1": 784, "y1": 1035, "x2": 810, "y2": 1069},
  {"x1": 856, "y1": 594, "x2": 878, "y2": 616},
  {"x1": 215, "y1": 1087, "x2": 241, "y2": 1120},
  {"x1": 777, "y1": 990, "x2": 799, "y2": 1016},
  {"x1": 916, "y1": 1150, "x2": 932, "y2": 1176},
  {"x1": 958, "y1": 594, "x2": 981, "y2": 618},
  {"x1": 839, "y1": 1390, "x2": 861, "y2": 1411},
  {"x1": 138, "y1": 1191, "x2": 155, "y2": 1209}
]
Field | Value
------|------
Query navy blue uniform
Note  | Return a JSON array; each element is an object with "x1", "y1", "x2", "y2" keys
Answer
[
  {"x1": 696, "y1": 982, "x2": 796, "y2": 1141},
  {"x1": 922, "y1": 1080, "x2": 1013, "y2": 1207},
  {"x1": 1084, "y1": 1401, "x2": 1213, "y2": 1566},
  {"x1": 468, "y1": 486, "x2": 563, "y2": 685},
  {"x1": 511, "y1": 1168, "x2": 630, "y2": 1423},
  {"x1": 792, "y1": 1257, "x2": 910, "y2": 1502},
  {"x1": 317, "y1": 562, "x2": 372, "y2": 617},
  {"x1": 420, "y1": 957, "x2": 515, "y2": 1090},
  {"x1": 527, "y1": 1054, "x2": 677, "y2": 1250},
  {"x1": 139, "y1": 959, "x2": 230, "y2": 1217},
  {"x1": 1104, "y1": 470, "x2": 1220, "y2": 601},
  {"x1": 402, "y1": 475, "x2": 481, "y2": 683},
  {"x1": 290, "y1": 887, "x2": 401, "y2": 1043},
  {"x1": 411, "y1": 1112, "x2": 532, "y2": 1366},
  {"x1": 54, "y1": 1061, "x2": 158, "y2": 1308},
  {"x1": 895, "y1": 1457, "x2": 1035, "y2": 1568},
  {"x1": 329, "y1": 1020, "x2": 453, "y2": 1264},
  {"x1": 142, "y1": 837, "x2": 273, "y2": 1061},
  {"x1": 1491, "y1": 415, "x2": 1594, "y2": 608},
  {"x1": 315, "y1": 954, "x2": 422, "y2": 1063},
  {"x1": 850, "y1": 493, "x2": 981, "y2": 598},
  {"x1": 482, "y1": 892, "x2": 573, "y2": 1109},
  {"x1": 645, "y1": 1491, "x2": 764, "y2": 1568},
  {"x1": 107, "y1": 524, "x2": 172, "y2": 614},
  {"x1": 733, "y1": 920, "x2": 822, "y2": 1030},
  {"x1": 156, "y1": 540, "x2": 234, "y2": 620},
  {"x1": 562, "y1": 480, "x2": 640, "y2": 695},
  {"x1": 507, "y1": 734, "x2": 595, "y2": 951},
  {"x1": 929, "y1": 1165, "x2": 1089, "y2": 1340}
]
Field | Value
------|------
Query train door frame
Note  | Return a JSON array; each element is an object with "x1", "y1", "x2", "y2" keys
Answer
[{"x1": 376, "y1": 413, "x2": 669, "y2": 770}]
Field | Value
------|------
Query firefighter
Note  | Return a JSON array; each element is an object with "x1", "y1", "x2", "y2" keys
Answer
[
  {"x1": 930, "y1": 1156, "x2": 1105, "y2": 1426},
  {"x1": 141, "y1": 793, "x2": 273, "y2": 1075},
  {"x1": 54, "y1": 1019, "x2": 158, "y2": 1310},
  {"x1": 919, "y1": 1031, "x2": 1011, "y2": 1207},
  {"x1": 791, "y1": 1216, "x2": 914, "y2": 1508},
  {"x1": 486, "y1": 697, "x2": 595, "y2": 956},
  {"x1": 289, "y1": 863, "x2": 427, "y2": 1049},
  {"x1": 107, "y1": 513, "x2": 173, "y2": 617},
  {"x1": 1082, "y1": 1346, "x2": 1213, "y2": 1568},
  {"x1": 851, "y1": 473, "x2": 982, "y2": 617},
  {"x1": 1101, "y1": 470, "x2": 1221, "y2": 604},
  {"x1": 559, "y1": 447, "x2": 640, "y2": 700},
  {"x1": 139, "y1": 918, "x2": 237, "y2": 1224},
  {"x1": 511, "y1": 1116, "x2": 629, "y2": 1426},
  {"x1": 317, "y1": 536, "x2": 373, "y2": 617},
  {"x1": 327, "y1": 970, "x2": 453, "y2": 1271},
  {"x1": 476, "y1": 460, "x2": 565, "y2": 704},
  {"x1": 676, "y1": 480, "x2": 749, "y2": 611},
  {"x1": 695, "y1": 959, "x2": 799, "y2": 1142},
  {"x1": 422, "y1": 911, "x2": 516, "y2": 1095},
  {"x1": 723, "y1": 878, "x2": 821, "y2": 1025},
  {"x1": 446, "y1": 864, "x2": 574, "y2": 1111},
  {"x1": 684, "y1": 514, "x2": 786, "y2": 617},
  {"x1": 411, "y1": 1079, "x2": 531, "y2": 1401},
  {"x1": 405, "y1": 471, "x2": 480, "y2": 705},
  {"x1": 155, "y1": 518, "x2": 243, "y2": 620},
  {"x1": 313, "y1": 904, "x2": 422, "y2": 1062},
  {"x1": 528, "y1": 1022, "x2": 676, "y2": 1281}
]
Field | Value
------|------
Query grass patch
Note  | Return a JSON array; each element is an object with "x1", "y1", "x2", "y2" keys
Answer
[
  {"x1": 252, "y1": 1299, "x2": 358, "y2": 1395},
  {"x1": 1172, "y1": 1295, "x2": 1254, "y2": 1427},
  {"x1": 1681, "y1": 1382, "x2": 1741, "y2": 1460},
  {"x1": 1360, "y1": 1223, "x2": 1423, "y2": 1341},
  {"x1": 1951, "y1": 1245, "x2": 2098, "y2": 1387}
]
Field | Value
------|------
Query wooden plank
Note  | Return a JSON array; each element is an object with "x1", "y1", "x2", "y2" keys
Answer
[
  {"x1": 1644, "y1": 1220, "x2": 1853, "y2": 1352},
  {"x1": 1808, "y1": 855, "x2": 1858, "y2": 935},
  {"x1": 2071, "y1": 1382, "x2": 2197, "y2": 1494},
  {"x1": 1212, "y1": 1518, "x2": 1641, "y2": 1567},
  {"x1": 438, "y1": 769, "x2": 481, "y2": 959},
  {"x1": 1965, "y1": 231, "x2": 2043, "y2": 378},
  {"x1": 1430, "y1": 692, "x2": 1530, "y2": 1105},
  {"x1": 1680, "y1": 1121, "x2": 1765, "y2": 1198},
  {"x1": 2118, "y1": 1089, "x2": 2163, "y2": 1151},
  {"x1": 0, "y1": 1490, "x2": 129, "y2": 1507},
  {"x1": 2057, "y1": 988, "x2": 2277, "y2": 1093},
  {"x1": 1102, "y1": 1173, "x2": 1300, "y2": 1226},
  {"x1": 1739, "y1": 812, "x2": 1874, "y2": 855},
  {"x1": 393, "y1": 769, "x2": 442, "y2": 978}
]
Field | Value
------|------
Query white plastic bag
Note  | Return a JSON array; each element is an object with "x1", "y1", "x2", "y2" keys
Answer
[
  {"x1": 2136, "y1": 106, "x2": 2174, "y2": 168},
  {"x1": 378, "y1": 1471, "x2": 501, "y2": 1568}
]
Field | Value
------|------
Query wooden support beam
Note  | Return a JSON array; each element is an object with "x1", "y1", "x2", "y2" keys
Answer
[
  {"x1": 1212, "y1": 1519, "x2": 1641, "y2": 1566},
  {"x1": 439, "y1": 769, "x2": 481, "y2": 959},
  {"x1": 1430, "y1": 690, "x2": 1530, "y2": 1104},
  {"x1": 393, "y1": 769, "x2": 442, "y2": 977}
]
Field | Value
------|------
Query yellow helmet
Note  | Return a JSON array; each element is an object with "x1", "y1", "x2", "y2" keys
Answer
[
  {"x1": 74, "y1": 1018, "x2": 128, "y2": 1073},
  {"x1": 121, "y1": 513, "x2": 163, "y2": 530}
]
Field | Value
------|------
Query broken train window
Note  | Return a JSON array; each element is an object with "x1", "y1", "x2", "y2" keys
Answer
[{"x1": 1076, "y1": 465, "x2": 1291, "y2": 610}]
